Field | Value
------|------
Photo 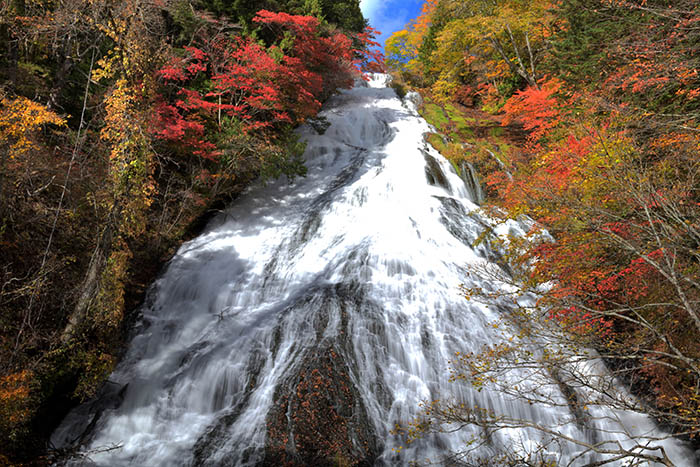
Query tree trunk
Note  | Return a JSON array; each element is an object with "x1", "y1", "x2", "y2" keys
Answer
[{"x1": 60, "y1": 226, "x2": 112, "y2": 343}]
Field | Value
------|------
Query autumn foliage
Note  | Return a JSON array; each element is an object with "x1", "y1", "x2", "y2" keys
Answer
[
  {"x1": 490, "y1": 68, "x2": 700, "y2": 438},
  {"x1": 154, "y1": 10, "x2": 380, "y2": 160},
  {"x1": 501, "y1": 78, "x2": 563, "y2": 146},
  {"x1": 389, "y1": 0, "x2": 700, "y2": 455},
  {"x1": 0, "y1": 0, "x2": 380, "y2": 462}
]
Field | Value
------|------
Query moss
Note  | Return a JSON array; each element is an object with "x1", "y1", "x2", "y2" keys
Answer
[
  {"x1": 425, "y1": 132, "x2": 447, "y2": 154},
  {"x1": 416, "y1": 91, "x2": 521, "y2": 204},
  {"x1": 449, "y1": 159, "x2": 462, "y2": 177},
  {"x1": 444, "y1": 103, "x2": 474, "y2": 129},
  {"x1": 420, "y1": 101, "x2": 450, "y2": 131}
]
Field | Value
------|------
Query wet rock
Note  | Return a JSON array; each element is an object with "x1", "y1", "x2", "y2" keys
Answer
[
  {"x1": 308, "y1": 116, "x2": 331, "y2": 135},
  {"x1": 459, "y1": 161, "x2": 484, "y2": 205},
  {"x1": 423, "y1": 151, "x2": 451, "y2": 192},
  {"x1": 264, "y1": 346, "x2": 378, "y2": 467}
]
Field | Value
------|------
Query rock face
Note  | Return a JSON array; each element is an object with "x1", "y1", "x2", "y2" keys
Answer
[
  {"x1": 423, "y1": 150, "x2": 451, "y2": 193},
  {"x1": 265, "y1": 345, "x2": 378, "y2": 466},
  {"x1": 458, "y1": 161, "x2": 485, "y2": 205},
  {"x1": 265, "y1": 283, "x2": 380, "y2": 466}
]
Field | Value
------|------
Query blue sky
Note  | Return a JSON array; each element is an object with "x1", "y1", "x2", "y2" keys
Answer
[{"x1": 360, "y1": 0, "x2": 423, "y2": 49}]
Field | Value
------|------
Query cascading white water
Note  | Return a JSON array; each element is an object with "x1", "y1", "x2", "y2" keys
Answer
[{"x1": 52, "y1": 75, "x2": 693, "y2": 466}]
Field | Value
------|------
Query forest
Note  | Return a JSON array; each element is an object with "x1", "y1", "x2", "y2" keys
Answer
[
  {"x1": 2, "y1": 0, "x2": 700, "y2": 464},
  {"x1": 386, "y1": 0, "x2": 700, "y2": 462},
  {"x1": 0, "y1": 0, "x2": 379, "y2": 463}
]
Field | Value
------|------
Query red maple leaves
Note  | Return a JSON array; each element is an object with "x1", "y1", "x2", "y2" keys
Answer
[{"x1": 152, "y1": 10, "x2": 384, "y2": 160}]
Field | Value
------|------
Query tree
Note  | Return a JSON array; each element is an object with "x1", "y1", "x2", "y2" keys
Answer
[
  {"x1": 0, "y1": 0, "x2": 380, "y2": 462},
  {"x1": 386, "y1": 0, "x2": 555, "y2": 104},
  {"x1": 197, "y1": 0, "x2": 366, "y2": 32},
  {"x1": 385, "y1": 0, "x2": 439, "y2": 84},
  {"x1": 391, "y1": 1, "x2": 700, "y2": 463},
  {"x1": 153, "y1": 9, "x2": 380, "y2": 179},
  {"x1": 0, "y1": 93, "x2": 66, "y2": 207}
]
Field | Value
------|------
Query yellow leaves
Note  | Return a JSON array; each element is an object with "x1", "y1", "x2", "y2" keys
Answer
[
  {"x1": 73, "y1": 351, "x2": 117, "y2": 400},
  {"x1": 385, "y1": 0, "x2": 439, "y2": 76},
  {"x1": 88, "y1": 0, "x2": 160, "y2": 83},
  {"x1": 102, "y1": 79, "x2": 156, "y2": 239},
  {"x1": 93, "y1": 51, "x2": 120, "y2": 82},
  {"x1": 408, "y1": 0, "x2": 559, "y2": 99},
  {"x1": 102, "y1": 78, "x2": 137, "y2": 144},
  {"x1": 0, "y1": 93, "x2": 65, "y2": 159},
  {"x1": 385, "y1": 29, "x2": 423, "y2": 76},
  {"x1": 484, "y1": 60, "x2": 511, "y2": 80},
  {"x1": 568, "y1": 129, "x2": 636, "y2": 208},
  {"x1": 431, "y1": 19, "x2": 476, "y2": 73},
  {"x1": 95, "y1": 244, "x2": 131, "y2": 330},
  {"x1": 432, "y1": 78, "x2": 459, "y2": 104}
]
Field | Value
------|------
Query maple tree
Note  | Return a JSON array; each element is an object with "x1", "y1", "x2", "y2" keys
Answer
[
  {"x1": 153, "y1": 9, "x2": 382, "y2": 177},
  {"x1": 385, "y1": 0, "x2": 439, "y2": 83}
]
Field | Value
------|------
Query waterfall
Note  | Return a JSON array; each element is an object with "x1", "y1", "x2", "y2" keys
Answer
[
  {"x1": 458, "y1": 161, "x2": 485, "y2": 205},
  {"x1": 52, "y1": 75, "x2": 693, "y2": 466}
]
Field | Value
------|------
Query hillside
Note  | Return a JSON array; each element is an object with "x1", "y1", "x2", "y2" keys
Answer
[
  {"x1": 0, "y1": 1, "x2": 378, "y2": 463},
  {"x1": 386, "y1": 0, "x2": 700, "y2": 457}
]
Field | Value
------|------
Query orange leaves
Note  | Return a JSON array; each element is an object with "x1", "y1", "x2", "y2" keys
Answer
[
  {"x1": 0, "y1": 93, "x2": 66, "y2": 205},
  {"x1": 0, "y1": 370, "x2": 33, "y2": 430},
  {"x1": 385, "y1": 0, "x2": 437, "y2": 77},
  {"x1": 415, "y1": 0, "x2": 700, "y2": 441},
  {"x1": 0, "y1": 94, "x2": 65, "y2": 160},
  {"x1": 254, "y1": 10, "x2": 383, "y2": 77},
  {"x1": 597, "y1": 0, "x2": 700, "y2": 117},
  {"x1": 253, "y1": 9, "x2": 320, "y2": 32},
  {"x1": 155, "y1": 38, "x2": 300, "y2": 158},
  {"x1": 548, "y1": 306, "x2": 613, "y2": 338},
  {"x1": 502, "y1": 78, "x2": 563, "y2": 145},
  {"x1": 354, "y1": 26, "x2": 385, "y2": 74},
  {"x1": 416, "y1": 0, "x2": 439, "y2": 31}
]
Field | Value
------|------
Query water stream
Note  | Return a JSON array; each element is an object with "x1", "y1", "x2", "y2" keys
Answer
[{"x1": 52, "y1": 76, "x2": 693, "y2": 466}]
